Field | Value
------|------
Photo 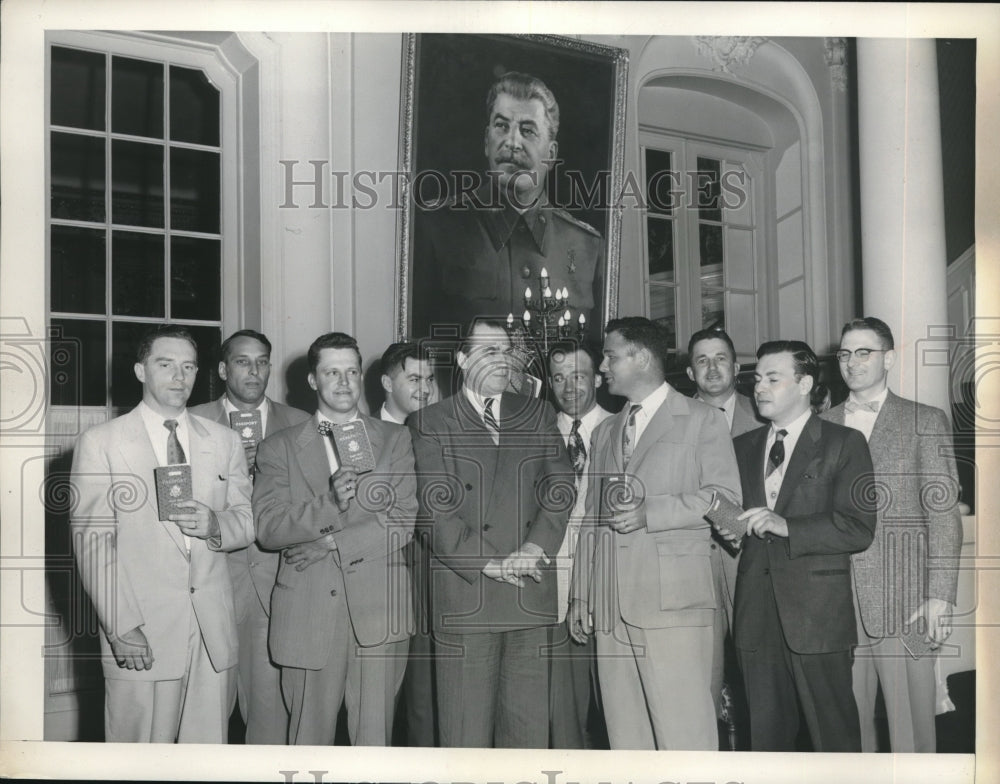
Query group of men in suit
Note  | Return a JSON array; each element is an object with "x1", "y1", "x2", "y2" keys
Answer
[{"x1": 70, "y1": 314, "x2": 960, "y2": 752}]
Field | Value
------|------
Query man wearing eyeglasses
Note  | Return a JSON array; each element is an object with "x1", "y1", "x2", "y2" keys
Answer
[
  {"x1": 409, "y1": 319, "x2": 572, "y2": 747},
  {"x1": 191, "y1": 329, "x2": 309, "y2": 744},
  {"x1": 823, "y1": 317, "x2": 963, "y2": 752}
]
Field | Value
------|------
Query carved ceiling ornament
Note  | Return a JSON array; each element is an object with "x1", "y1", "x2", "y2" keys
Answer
[
  {"x1": 693, "y1": 36, "x2": 767, "y2": 74},
  {"x1": 824, "y1": 37, "x2": 849, "y2": 92}
]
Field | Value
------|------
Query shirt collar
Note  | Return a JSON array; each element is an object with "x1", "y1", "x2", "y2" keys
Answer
[
  {"x1": 222, "y1": 396, "x2": 268, "y2": 415},
  {"x1": 631, "y1": 382, "x2": 670, "y2": 419},
  {"x1": 379, "y1": 403, "x2": 405, "y2": 425},
  {"x1": 770, "y1": 407, "x2": 812, "y2": 442},
  {"x1": 476, "y1": 183, "x2": 549, "y2": 253},
  {"x1": 847, "y1": 387, "x2": 889, "y2": 409},
  {"x1": 558, "y1": 404, "x2": 609, "y2": 434},
  {"x1": 138, "y1": 400, "x2": 189, "y2": 429},
  {"x1": 463, "y1": 386, "x2": 499, "y2": 418}
]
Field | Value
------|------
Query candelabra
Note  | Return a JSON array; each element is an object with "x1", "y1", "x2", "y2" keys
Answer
[{"x1": 506, "y1": 266, "x2": 586, "y2": 355}]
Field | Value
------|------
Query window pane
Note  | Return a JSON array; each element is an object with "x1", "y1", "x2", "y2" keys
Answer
[
  {"x1": 111, "y1": 56, "x2": 163, "y2": 139},
  {"x1": 725, "y1": 227, "x2": 755, "y2": 290},
  {"x1": 111, "y1": 139, "x2": 164, "y2": 227},
  {"x1": 170, "y1": 148, "x2": 220, "y2": 233},
  {"x1": 699, "y1": 223, "x2": 723, "y2": 288},
  {"x1": 727, "y1": 292, "x2": 757, "y2": 357},
  {"x1": 170, "y1": 65, "x2": 220, "y2": 146},
  {"x1": 51, "y1": 47, "x2": 105, "y2": 131},
  {"x1": 695, "y1": 156, "x2": 721, "y2": 222},
  {"x1": 50, "y1": 318, "x2": 106, "y2": 406},
  {"x1": 171, "y1": 237, "x2": 221, "y2": 320},
  {"x1": 644, "y1": 148, "x2": 674, "y2": 216},
  {"x1": 51, "y1": 226, "x2": 106, "y2": 314},
  {"x1": 51, "y1": 132, "x2": 105, "y2": 222},
  {"x1": 112, "y1": 231, "x2": 165, "y2": 317},
  {"x1": 647, "y1": 218, "x2": 675, "y2": 283},
  {"x1": 723, "y1": 161, "x2": 752, "y2": 226},
  {"x1": 649, "y1": 285, "x2": 677, "y2": 351},
  {"x1": 701, "y1": 290, "x2": 724, "y2": 331},
  {"x1": 185, "y1": 325, "x2": 223, "y2": 405}
]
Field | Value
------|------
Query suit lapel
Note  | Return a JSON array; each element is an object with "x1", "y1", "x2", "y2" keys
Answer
[
  {"x1": 866, "y1": 391, "x2": 898, "y2": 469},
  {"x1": 118, "y1": 408, "x2": 189, "y2": 558},
  {"x1": 627, "y1": 390, "x2": 680, "y2": 470},
  {"x1": 743, "y1": 426, "x2": 769, "y2": 508},
  {"x1": 775, "y1": 415, "x2": 821, "y2": 515},
  {"x1": 294, "y1": 419, "x2": 332, "y2": 497}
]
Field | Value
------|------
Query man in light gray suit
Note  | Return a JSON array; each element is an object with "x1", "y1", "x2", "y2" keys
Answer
[
  {"x1": 823, "y1": 317, "x2": 962, "y2": 752},
  {"x1": 686, "y1": 327, "x2": 764, "y2": 740},
  {"x1": 190, "y1": 329, "x2": 310, "y2": 744}
]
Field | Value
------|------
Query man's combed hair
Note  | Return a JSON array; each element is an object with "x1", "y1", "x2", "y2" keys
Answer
[
  {"x1": 459, "y1": 318, "x2": 511, "y2": 356},
  {"x1": 381, "y1": 341, "x2": 422, "y2": 377},
  {"x1": 135, "y1": 324, "x2": 198, "y2": 364},
  {"x1": 486, "y1": 71, "x2": 560, "y2": 141},
  {"x1": 605, "y1": 317, "x2": 671, "y2": 376},
  {"x1": 220, "y1": 329, "x2": 272, "y2": 362},
  {"x1": 546, "y1": 338, "x2": 603, "y2": 376},
  {"x1": 841, "y1": 316, "x2": 895, "y2": 350},
  {"x1": 756, "y1": 339, "x2": 828, "y2": 409},
  {"x1": 307, "y1": 332, "x2": 362, "y2": 373},
  {"x1": 686, "y1": 327, "x2": 737, "y2": 366}
]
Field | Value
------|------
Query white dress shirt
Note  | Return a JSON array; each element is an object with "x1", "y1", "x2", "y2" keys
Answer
[
  {"x1": 378, "y1": 403, "x2": 405, "y2": 425},
  {"x1": 695, "y1": 390, "x2": 737, "y2": 431},
  {"x1": 843, "y1": 387, "x2": 888, "y2": 443},
  {"x1": 463, "y1": 387, "x2": 501, "y2": 443},
  {"x1": 763, "y1": 408, "x2": 812, "y2": 510},
  {"x1": 555, "y1": 404, "x2": 612, "y2": 621},
  {"x1": 139, "y1": 402, "x2": 192, "y2": 548},
  {"x1": 630, "y1": 381, "x2": 670, "y2": 446}
]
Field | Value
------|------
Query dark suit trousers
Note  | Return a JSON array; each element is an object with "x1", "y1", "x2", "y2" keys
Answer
[
  {"x1": 548, "y1": 622, "x2": 595, "y2": 749},
  {"x1": 434, "y1": 626, "x2": 549, "y2": 748},
  {"x1": 400, "y1": 529, "x2": 437, "y2": 746},
  {"x1": 737, "y1": 578, "x2": 861, "y2": 752}
]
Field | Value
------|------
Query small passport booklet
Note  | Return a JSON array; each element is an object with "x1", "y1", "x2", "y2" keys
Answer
[
  {"x1": 330, "y1": 420, "x2": 376, "y2": 473},
  {"x1": 154, "y1": 464, "x2": 193, "y2": 521},
  {"x1": 229, "y1": 409, "x2": 263, "y2": 447},
  {"x1": 704, "y1": 491, "x2": 747, "y2": 544}
]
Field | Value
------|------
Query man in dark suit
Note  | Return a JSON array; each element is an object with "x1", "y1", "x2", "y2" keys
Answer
[
  {"x1": 408, "y1": 319, "x2": 572, "y2": 747},
  {"x1": 720, "y1": 340, "x2": 876, "y2": 752},
  {"x1": 685, "y1": 327, "x2": 764, "y2": 740},
  {"x1": 253, "y1": 332, "x2": 416, "y2": 745},
  {"x1": 190, "y1": 329, "x2": 310, "y2": 744},
  {"x1": 569, "y1": 318, "x2": 742, "y2": 750},
  {"x1": 823, "y1": 317, "x2": 962, "y2": 752},
  {"x1": 71, "y1": 325, "x2": 254, "y2": 742}
]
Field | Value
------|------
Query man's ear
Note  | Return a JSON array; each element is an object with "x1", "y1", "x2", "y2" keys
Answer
[
  {"x1": 218, "y1": 361, "x2": 228, "y2": 381},
  {"x1": 381, "y1": 374, "x2": 393, "y2": 395},
  {"x1": 457, "y1": 350, "x2": 469, "y2": 372},
  {"x1": 883, "y1": 349, "x2": 897, "y2": 372},
  {"x1": 547, "y1": 139, "x2": 559, "y2": 163},
  {"x1": 593, "y1": 372, "x2": 603, "y2": 389},
  {"x1": 134, "y1": 362, "x2": 146, "y2": 385},
  {"x1": 686, "y1": 366, "x2": 695, "y2": 383},
  {"x1": 307, "y1": 373, "x2": 318, "y2": 392}
]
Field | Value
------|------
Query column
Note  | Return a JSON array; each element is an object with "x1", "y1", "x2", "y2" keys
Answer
[{"x1": 856, "y1": 38, "x2": 950, "y2": 413}]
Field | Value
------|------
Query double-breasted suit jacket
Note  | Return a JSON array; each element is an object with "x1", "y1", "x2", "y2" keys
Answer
[
  {"x1": 408, "y1": 392, "x2": 572, "y2": 633},
  {"x1": 189, "y1": 397, "x2": 311, "y2": 619},
  {"x1": 253, "y1": 414, "x2": 417, "y2": 670},
  {"x1": 573, "y1": 389, "x2": 742, "y2": 631},
  {"x1": 731, "y1": 415, "x2": 877, "y2": 654},
  {"x1": 822, "y1": 392, "x2": 962, "y2": 650},
  {"x1": 70, "y1": 408, "x2": 254, "y2": 680}
]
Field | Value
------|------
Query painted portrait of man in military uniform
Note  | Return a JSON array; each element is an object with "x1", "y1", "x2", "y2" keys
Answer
[{"x1": 402, "y1": 34, "x2": 627, "y2": 344}]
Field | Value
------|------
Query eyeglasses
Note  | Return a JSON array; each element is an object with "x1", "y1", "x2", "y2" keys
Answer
[{"x1": 835, "y1": 348, "x2": 887, "y2": 363}]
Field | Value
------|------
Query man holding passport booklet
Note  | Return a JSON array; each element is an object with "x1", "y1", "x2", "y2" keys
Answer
[{"x1": 70, "y1": 325, "x2": 254, "y2": 743}]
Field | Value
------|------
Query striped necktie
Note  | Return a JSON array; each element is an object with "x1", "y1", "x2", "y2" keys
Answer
[
  {"x1": 163, "y1": 419, "x2": 187, "y2": 464},
  {"x1": 483, "y1": 398, "x2": 500, "y2": 445},
  {"x1": 622, "y1": 404, "x2": 642, "y2": 468},
  {"x1": 766, "y1": 428, "x2": 787, "y2": 477}
]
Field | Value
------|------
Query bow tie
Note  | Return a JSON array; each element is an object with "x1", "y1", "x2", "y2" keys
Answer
[
  {"x1": 318, "y1": 421, "x2": 335, "y2": 436},
  {"x1": 845, "y1": 399, "x2": 880, "y2": 414}
]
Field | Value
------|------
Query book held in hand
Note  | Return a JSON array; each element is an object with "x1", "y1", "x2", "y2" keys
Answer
[
  {"x1": 229, "y1": 409, "x2": 263, "y2": 448},
  {"x1": 154, "y1": 464, "x2": 193, "y2": 521},
  {"x1": 704, "y1": 491, "x2": 747, "y2": 545},
  {"x1": 330, "y1": 420, "x2": 377, "y2": 473}
]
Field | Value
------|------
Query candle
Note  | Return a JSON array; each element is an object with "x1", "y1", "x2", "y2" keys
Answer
[
  {"x1": 543, "y1": 286, "x2": 552, "y2": 299},
  {"x1": 506, "y1": 313, "x2": 514, "y2": 329},
  {"x1": 524, "y1": 286, "x2": 532, "y2": 302},
  {"x1": 540, "y1": 267, "x2": 549, "y2": 286},
  {"x1": 523, "y1": 309, "x2": 531, "y2": 324},
  {"x1": 555, "y1": 289, "x2": 563, "y2": 302},
  {"x1": 561, "y1": 286, "x2": 569, "y2": 300},
  {"x1": 563, "y1": 308, "x2": 571, "y2": 322},
  {"x1": 558, "y1": 316, "x2": 565, "y2": 328},
  {"x1": 578, "y1": 313, "x2": 586, "y2": 326}
]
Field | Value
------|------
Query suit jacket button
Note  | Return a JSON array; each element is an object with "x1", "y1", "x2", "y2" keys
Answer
[
  {"x1": 330, "y1": 589, "x2": 338, "y2": 597},
  {"x1": 190, "y1": 587, "x2": 196, "y2": 594},
  {"x1": 710, "y1": 543, "x2": 717, "y2": 550},
  {"x1": 465, "y1": 482, "x2": 473, "y2": 491},
  {"x1": 483, "y1": 524, "x2": 491, "y2": 530},
  {"x1": 762, "y1": 568, "x2": 770, "y2": 575}
]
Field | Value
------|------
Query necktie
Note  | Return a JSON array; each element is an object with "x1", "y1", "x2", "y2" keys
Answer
[
  {"x1": 568, "y1": 419, "x2": 587, "y2": 478},
  {"x1": 163, "y1": 419, "x2": 186, "y2": 464},
  {"x1": 766, "y1": 428, "x2": 787, "y2": 477},
  {"x1": 845, "y1": 399, "x2": 880, "y2": 414},
  {"x1": 483, "y1": 398, "x2": 500, "y2": 444},
  {"x1": 621, "y1": 404, "x2": 642, "y2": 468}
]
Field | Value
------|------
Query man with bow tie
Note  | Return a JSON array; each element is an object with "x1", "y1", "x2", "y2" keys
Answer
[
  {"x1": 721, "y1": 340, "x2": 876, "y2": 751},
  {"x1": 822, "y1": 317, "x2": 962, "y2": 752},
  {"x1": 545, "y1": 340, "x2": 611, "y2": 748},
  {"x1": 569, "y1": 317, "x2": 741, "y2": 750},
  {"x1": 253, "y1": 332, "x2": 417, "y2": 745}
]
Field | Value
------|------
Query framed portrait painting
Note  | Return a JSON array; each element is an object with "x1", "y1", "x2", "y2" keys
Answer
[{"x1": 396, "y1": 33, "x2": 629, "y2": 344}]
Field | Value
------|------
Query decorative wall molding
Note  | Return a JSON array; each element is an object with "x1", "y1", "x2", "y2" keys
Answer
[
  {"x1": 824, "y1": 37, "x2": 849, "y2": 92},
  {"x1": 692, "y1": 36, "x2": 767, "y2": 73}
]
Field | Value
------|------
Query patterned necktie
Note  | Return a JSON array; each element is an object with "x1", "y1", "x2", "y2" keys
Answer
[
  {"x1": 163, "y1": 419, "x2": 186, "y2": 464},
  {"x1": 621, "y1": 404, "x2": 642, "y2": 468},
  {"x1": 766, "y1": 428, "x2": 787, "y2": 477},
  {"x1": 483, "y1": 398, "x2": 500, "y2": 444},
  {"x1": 318, "y1": 420, "x2": 334, "y2": 438},
  {"x1": 568, "y1": 419, "x2": 587, "y2": 478},
  {"x1": 845, "y1": 399, "x2": 880, "y2": 414}
]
